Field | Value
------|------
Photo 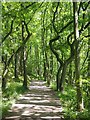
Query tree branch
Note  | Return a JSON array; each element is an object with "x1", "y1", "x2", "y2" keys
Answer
[
  {"x1": 80, "y1": 50, "x2": 89, "y2": 71},
  {"x1": 2, "y1": 18, "x2": 15, "y2": 43},
  {"x1": 52, "y1": 2, "x2": 60, "y2": 34},
  {"x1": 49, "y1": 36, "x2": 63, "y2": 65},
  {"x1": 79, "y1": 21, "x2": 90, "y2": 35}
]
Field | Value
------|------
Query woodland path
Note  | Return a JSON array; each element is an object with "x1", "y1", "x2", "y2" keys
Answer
[{"x1": 4, "y1": 80, "x2": 64, "y2": 120}]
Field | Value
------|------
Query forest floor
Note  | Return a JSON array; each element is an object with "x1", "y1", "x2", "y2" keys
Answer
[{"x1": 3, "y1": 80, "x2": 64, "y2": 120}]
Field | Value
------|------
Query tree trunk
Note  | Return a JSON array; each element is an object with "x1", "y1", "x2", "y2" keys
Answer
[
  {"x1": 41, "y1": 11, "x2": 47, "y2": 81},
  {"x1": 29, "y1": 45, "x2": 32, "y2": 74},
  {"x1": 35, "y1": 45, "x2": 40, "y2": 77},
  {"x1": 50, "y1": 52, "x2": 53, "y2": 77},
  {"x1": 73, "y1": 2, "x2": 83, "y2": 111},
  {"x1": 2, "y1": 76, "x2": 6, "y2": 90},
  {"x1": 43, "y1": 60, "x2": 47, "y2": 81},
  {"x1": 56, "y1": 65, "x2": 62, "y2": 91},
  {"x1": 19, "y1": 51, "x2": 23, "y2": 75},
  {"x1": 45, "y1": 51, "x2": 50, "y2": 85},
  {"x1": 59, "y1": 63, "x2": 67, "y2": 92},
  {"x1": 22, "y1": 21, "x2": 27, "y2": 89},
  {"x1": 23, "y1": 49, "x2": 27, "y2": 88},
  {"x1": 68, "y1": 62, "x2": 73, "y2": 85},
  {"x1": 2, "y1": 54, "x2": 7, "y2": 90},
  {"x1": 87, "y1": 10, "x2": 90, "y2": 78},
  {"x1": 14, "y1": 53, "x2": 18, "y2": 78}
]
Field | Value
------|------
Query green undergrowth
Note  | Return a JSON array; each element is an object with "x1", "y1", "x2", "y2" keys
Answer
[
  {"x1": 50, "y1": 80, "x2": 57, "y2": 90},
  {"x1": 50, "y1": 82, "x2": 90, "y2": 120},
  {"x1": 59, "y1": 85, "x2": 90, "y2": 120},
  {"x1": 2, "y1": 80, "x2": 29, "y2": 117}
]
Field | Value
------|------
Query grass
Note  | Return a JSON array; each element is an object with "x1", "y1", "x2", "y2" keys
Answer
[{"x1": 2, "y1": 80, "x2": 29, "y2": 118}]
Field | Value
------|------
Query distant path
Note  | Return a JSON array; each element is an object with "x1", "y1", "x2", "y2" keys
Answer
[{"x1": 4, "y1": 80, "x2": 64, "y2": 120}]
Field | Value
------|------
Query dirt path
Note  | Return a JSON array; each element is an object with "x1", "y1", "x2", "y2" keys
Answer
[{"x1": 4, "y1": 80, "x2": 64, "y2": 120}]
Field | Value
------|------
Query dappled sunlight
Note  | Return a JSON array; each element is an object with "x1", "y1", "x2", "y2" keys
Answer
[
  {"x1": 5, "y1": 116, "x2": 20, "y2": 120},
  {"x1": 41, "y1": 116, "x2": 63, "y2": 119},
  {"x1": 4, "y1": 81, "x2": 64, "y2": 120},
  {"x1": 17, "y1": 95, "x2": 60, "y2": 106},
  {"x1": 29, "y1": 81, "x2": 51, "y2": 91}
]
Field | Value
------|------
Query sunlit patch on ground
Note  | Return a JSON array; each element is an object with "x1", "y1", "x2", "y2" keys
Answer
[{"x1": 4, "y1": 80, "x2": 64, "y2": 120}]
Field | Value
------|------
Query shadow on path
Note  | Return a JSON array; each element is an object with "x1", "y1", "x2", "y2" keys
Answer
[{"x1": 3, "y1": 80, "x2": 64, "y2": 120}]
